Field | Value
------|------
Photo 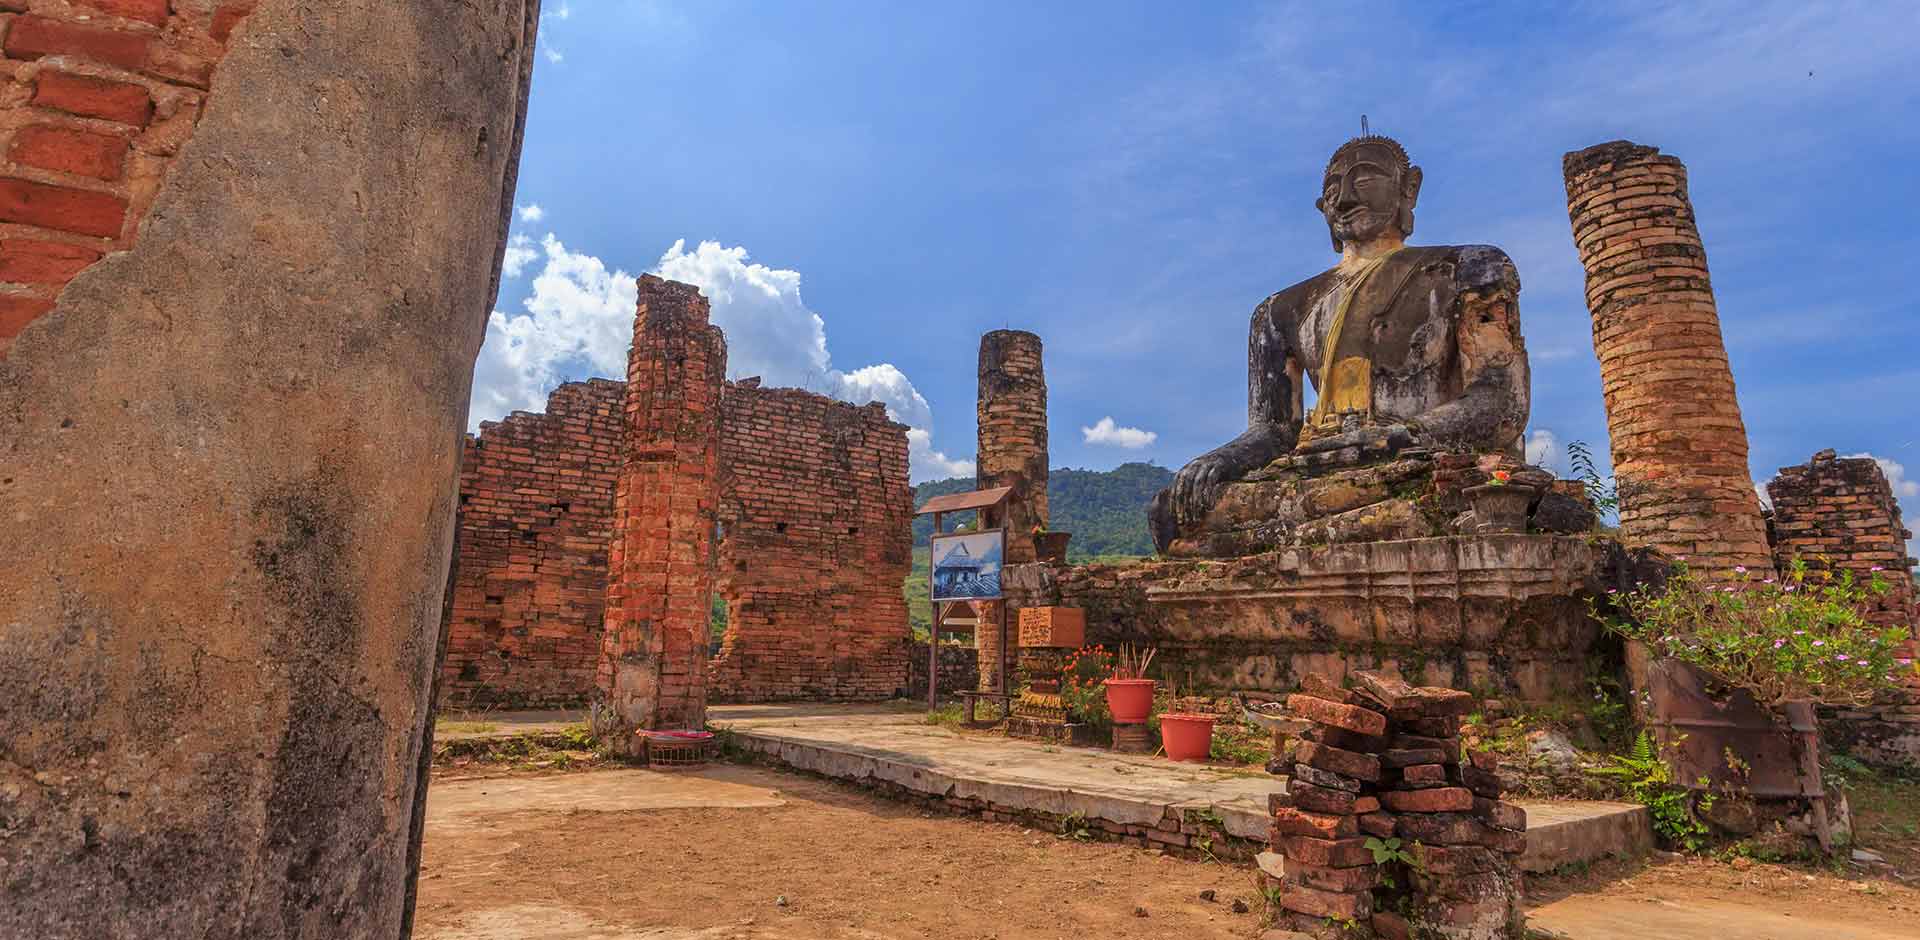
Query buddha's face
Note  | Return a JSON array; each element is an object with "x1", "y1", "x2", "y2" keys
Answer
[{"x1": 1317, "y1": 142, "x2": 1420, "y2": 251}]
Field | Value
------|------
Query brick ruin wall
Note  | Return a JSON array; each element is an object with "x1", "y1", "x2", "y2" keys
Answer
[
  {"x1": 1562, "y1": 140, "x2": 1773, "y2": 577},
  {"x1": 0, "y1": 0, "x2": 256, "y2": 356},
  {"x1": 974, "y1": 329, "x2": 1048, "y2": 691},
  {"x1": 1766, "y1": 449, "x2": 1918, "y2": 630},
  {"x1": 440, "y1": 380, "x2": 623, "y2": 710},
  {"x1": 709, "y1": 384, "x2": 913, "y2": 702},
  {"x1": 443, "y1": 323, "x2": 912, "y2": 711}
]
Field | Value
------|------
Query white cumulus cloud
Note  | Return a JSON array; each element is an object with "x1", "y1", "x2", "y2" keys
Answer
[
  {"x1": 517, "y1": 203, "x2": 545, "y2": 223},
  {"x1": 1082, "y1": 417, "x2": 1157, "y2": 449},
  {"x1": 470, "y1": 235, "x2": 973, "y2": 482},
  {"x1": 501, "y1": 233, "x2": 536, "y2": 279}
]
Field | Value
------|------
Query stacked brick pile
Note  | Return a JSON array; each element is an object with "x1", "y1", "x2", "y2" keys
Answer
[
  {"x1": 1562, "y1": 140, "x2": 1773, "y2": 578},
  {"x1": 1767, "y1": 449, "x2": 1917, "y2": 630},
  {"x1": 708, "y1": 383, "x2": 913, "y2": 701},
  {"x1": 0, "y1": 0, "x2": 256, "y2": 355},
  {"x1": 442, "y1": 379, "x2": 624, "y2": 709},
  {"x1": 1268, "y1": 672, "x2": 1526, "y2": 939},
  {"x1": 595, "y1": 275, "x2": 727, "y2": 755}
]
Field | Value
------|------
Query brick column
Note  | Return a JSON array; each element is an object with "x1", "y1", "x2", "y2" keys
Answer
[
  {"x1": 1563, "y1": 141, "x2": 1772, "y2": 576},
  {"x1": 1768, "y1": 449, "x2": 1917, "y2": 632},
  {"x1": 595, "y1": 275, "x2": 726, "y2": 754},
  {"x1": 976, "y1": 329, "x2": 1049, "y2": 561}
]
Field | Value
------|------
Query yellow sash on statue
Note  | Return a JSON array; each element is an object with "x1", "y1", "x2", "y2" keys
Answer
[{"x1": 1299, "y1": 246, "x2": 1403, "y2": 445}]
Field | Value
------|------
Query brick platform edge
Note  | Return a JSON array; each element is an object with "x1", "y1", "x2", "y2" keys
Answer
[{"x1": 722, "y1": 726, "x2": 1651, "y2": 873}]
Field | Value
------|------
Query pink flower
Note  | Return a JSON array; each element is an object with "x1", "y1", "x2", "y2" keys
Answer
[
  {"x1": 1784, "y1": 585, "x2": 1797, "y2": 593},
  {"x1": 1870, "y1": 566, "x2": 1885, "y2": 572},
  {"x1": 1735, "y1": 565, "x2": 1748, "y2": 574},
  {"x1": 1837, "y1": 654, "x2": 1850, "y2": 661},
  {"x1": 1794, "y1": 630, "x2": 1806, "y2": 635},
  {"x1": 1722, "y1": 587, "x2": 1736, "y2": 593},
  {"x1": 1813, "y1": 640, "x2": 1825, "y2": 647},
  {"x1": 1898, "y1": 658, "x2": 1914, "y2": 666},
  {"x1": 1773, "y1": 639, "x2": 1786, "y2": 649}
]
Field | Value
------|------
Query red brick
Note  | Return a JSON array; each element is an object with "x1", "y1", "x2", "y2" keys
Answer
[
  {"x1": 1276, "y1": 835, "x2": 1374, "y2": 868},
  {"x1": 32, "y1": 71, "x2": 153, "y2": 126},
  {"x1": 11, "y1": 125, "x2": 129, "y2": 181},
  {"x1": 0, "y1": 293, "x2": 54, "y2": 338},
  {"x1": 1358, "y1": 812, "x2": 1394, "y2": 837},
  {"x1": 1371, "y1": 911, "x2": 1413, "y2": 940},
  {"x1": 1411, "y1": 844, "x2": 1497, "y2": 875},
  {"x1": 1400, "y1": 762, "x2": 1447, "y2": 784},
  {"x1": 0, "y1": 239, "x2": 101, "y2": 284},
  {"x1": 1283, "y1": 781, "x2": 1356, "y2": 815},
  {"x1": 77, "y1": 0, "x2": 170, "y2": 26},
  {"x1": 4, "y1": 15, "x2": 150, "y2": 71},
  {"x1": 1270, "y1": 807, "x2": 1357, "y2": 840},
  {"x1": 1283, "y1": 860, "x2": 1379, "y2": 893},
  {"x1": 1380, "y1": 787, "x2": 1474, "y2": 813},
  {"x1": 1292, "y1": 740, "x2": 1381, "y2": 782},
  {"x1": 0, "y1": 178, "x2": 127, "y2": 238},
  {"x1": 1288, "y1": 693, "x2": 1387, "y2": 736}
]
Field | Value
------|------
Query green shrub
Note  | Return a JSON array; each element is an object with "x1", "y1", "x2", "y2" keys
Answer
[
  {"x1": 1590, "y1": 730, "x2": 1715, "y2": 851},
  {"x1": 1598, "y1": 559, "x2": 1911, "y2": 706}
]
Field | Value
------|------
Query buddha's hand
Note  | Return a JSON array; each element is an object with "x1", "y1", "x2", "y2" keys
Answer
[
  {"x1": 1169, "y1": 451, "x2": 1235, "y2": 524},
  {"x1": 1295, "y1": 423, "x2": 1415, "y2": 455}
]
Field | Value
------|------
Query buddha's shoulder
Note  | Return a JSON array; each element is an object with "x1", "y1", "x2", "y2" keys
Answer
[
  {"x1": 1253, "y1": 268, "x2": 1341, "y2": 319},
  {"x1": 1398, "y1": 244, "x2": 1519, "y2": 293}
]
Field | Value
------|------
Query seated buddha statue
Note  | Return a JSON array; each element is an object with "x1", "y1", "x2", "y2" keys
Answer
[{"x1": 1149, "y1": 134, "x2": 1530, "y2": 554}]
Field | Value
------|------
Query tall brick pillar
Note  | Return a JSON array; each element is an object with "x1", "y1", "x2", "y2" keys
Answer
[
  {"x1": 977, "y1": 330, "x2": 1049, "y2": 560},
  {"x1": 975, "y1": 330, "x2": 1047, "y2": 693},
  {"x1": 1563, "y1": 141, "x2": 1772, "y2": 576},
  {"x1": 595, "y1": 275, "x2": 726, "y2": 754}
]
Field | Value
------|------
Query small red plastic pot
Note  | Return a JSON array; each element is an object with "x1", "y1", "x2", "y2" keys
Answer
[
  {"x1": 1159, "y1": 712, "x2": 1217, "y2": 762},
  {"x1": 1103, "y1": 678, "x2": 1156, "y2": 724}
]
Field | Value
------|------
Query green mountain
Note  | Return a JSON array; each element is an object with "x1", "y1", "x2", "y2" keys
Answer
[{"x1": 910, "y1": 461, "x2": 1172, "y2": 559}]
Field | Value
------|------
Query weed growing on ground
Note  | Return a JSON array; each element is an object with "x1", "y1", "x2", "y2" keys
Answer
[
  {"x1": 1589, "y1": 730, "x2": 1714, "y2": 851},
  {"x1": 1058, "y1": 811, "x2": 1093, "y2": 842}
]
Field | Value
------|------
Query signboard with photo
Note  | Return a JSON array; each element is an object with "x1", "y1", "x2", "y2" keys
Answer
[{"x1": 929, "y1": 529, "x2": 1005, "y2": 602}]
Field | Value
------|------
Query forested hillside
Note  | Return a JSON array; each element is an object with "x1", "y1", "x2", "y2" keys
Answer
[{"x1": 909, "y1": 462, "x2": 1172, "y2": 559}]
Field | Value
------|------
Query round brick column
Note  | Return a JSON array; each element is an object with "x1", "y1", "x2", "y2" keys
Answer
[
  {"x1": 976, "y1": 330, "x2": 1048, "y2": 562},
  {"x1": 1563, "y1": 141, "x2": 1772, "y2": 576}
]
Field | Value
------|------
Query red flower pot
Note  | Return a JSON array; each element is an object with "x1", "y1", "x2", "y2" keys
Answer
[
  {"x1": 1159, "y1": 713, "x2": 1217, "y2": 762},
  {"x1": 1104, "y1": 678, "x2": 1155, "y2": 724}
]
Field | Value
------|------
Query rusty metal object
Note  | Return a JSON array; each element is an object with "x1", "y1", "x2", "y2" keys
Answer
[{"x1": 1647, "y1": 658, "x2": 1830, "y2": 849}]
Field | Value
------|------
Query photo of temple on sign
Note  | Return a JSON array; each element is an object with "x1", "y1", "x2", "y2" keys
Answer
[{"x1": 931, "y1": 530, "x2": 1005, "y2": 601}]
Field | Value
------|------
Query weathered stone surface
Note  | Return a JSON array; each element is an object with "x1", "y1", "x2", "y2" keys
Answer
[
  {"x1": 1371, "y1": 910, "x2": 1413, "y2": 940},
  {"x1": 0, "y1": 1, "x2": 540, "y2": 936},
  {"x1": 1278, "y1": 882, "x2": 1372, "y2": 920},
  {"x1": 1531, "y1": 488, "x2": 1598, "y2": 535},
  {"x1": 1002, "y1": 534, "x2": 1614, "y2": 704},
  {"x1": 976, "y1": 330, "x2": 1048, "y2": 564},
  {"x1": 1475, "y1": 797, "x2": 1527, "y2": 832},
  {"x1": 1768, "y1": 449, "x2": 1917, "y2": 629},
  {"x1": 1359, "y1": 812, "x2": 1396, "y2": 837},
  {"x1": 1400, "y1": 763, "x2": 1448, "y2": 785},
  {"x1": 1563, "y1": 140, "x2": 1773, "y2": 576},
  {"x1": 1413, "y1": 844, "x2": 1498, "y2": 875},
  {"x1": 1382, "y1": 748, "x2": 1450, "y2": 769},
  {"x1": 1394, "y1": 812, "x2": 1486, "y2": 845}
]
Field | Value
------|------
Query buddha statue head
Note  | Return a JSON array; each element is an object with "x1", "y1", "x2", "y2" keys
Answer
[{"x1": 1315, "y1": 135, "x2": 1423, "y2": 253}]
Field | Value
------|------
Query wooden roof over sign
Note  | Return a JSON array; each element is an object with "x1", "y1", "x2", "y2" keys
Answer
[{"x1": 915, "y1": 485, "x2": 1012, "y2": 516}]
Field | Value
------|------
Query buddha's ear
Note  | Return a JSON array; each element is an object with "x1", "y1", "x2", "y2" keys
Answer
[{"x1": 1402, "y1": 165, "x2": 1424, "y2": 205}]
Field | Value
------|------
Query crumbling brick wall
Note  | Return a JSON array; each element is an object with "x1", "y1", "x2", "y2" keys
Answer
[
  {"x1": 708, "y1": 382, "x2": 913, "y2": 702},
  {"x1": 1562, "y1": 141, "x2": 1773, "y2": 577},
  {"x1": 1767, "y1": 449, "x2": 1917, "y2": 631},
  {"x1": 440, "y1": 379, "x2": 623, "y2": 710},
  {"x1": 976, "y1": 329, "x2": 1048, "y2": 562},
  {"x1": 0, "y1": 0, "x2": 256, "y2": 356}
]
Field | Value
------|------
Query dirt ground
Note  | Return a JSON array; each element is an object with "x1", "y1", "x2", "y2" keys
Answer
[
  {"x1": 1526, "y1": 853, "x2": 1920, "y2": 939},
  {"x1": 418, "y1": 759, "x2": 1920, "y2": 940},
  {"x1": 416, "y1": 764, "x2": 1263, "y2": 940}
]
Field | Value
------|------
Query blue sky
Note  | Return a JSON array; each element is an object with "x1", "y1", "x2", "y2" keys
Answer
[{"x1": 474, "y1": 1, "x2": 1919, "y2": 549}]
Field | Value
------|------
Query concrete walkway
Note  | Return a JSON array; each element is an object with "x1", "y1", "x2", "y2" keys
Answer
[{"x1": 709, "y1": 702, "x2": 1651, "y2": 872}]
